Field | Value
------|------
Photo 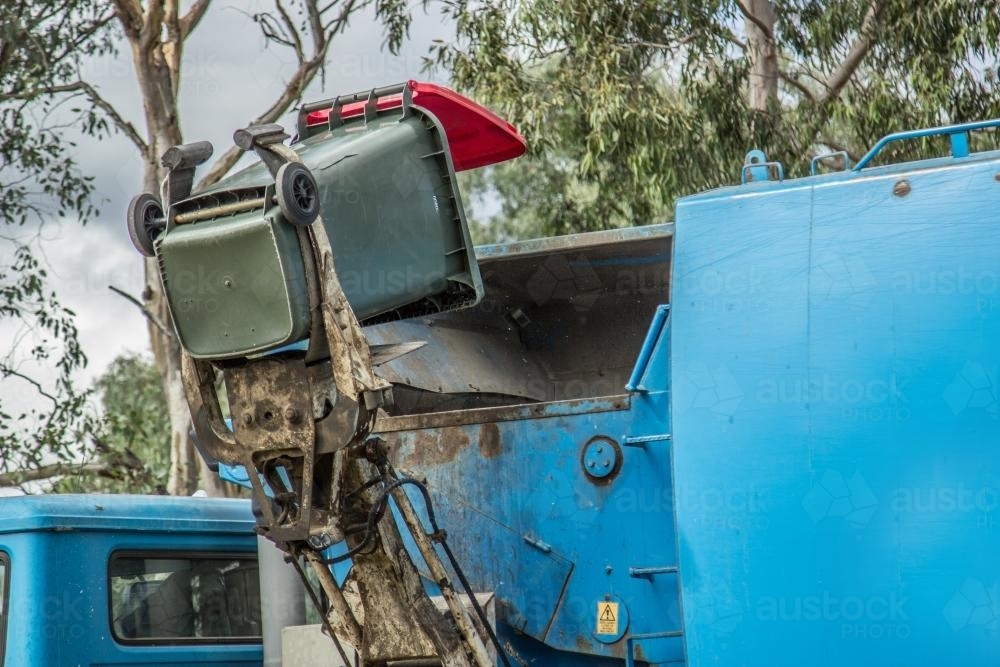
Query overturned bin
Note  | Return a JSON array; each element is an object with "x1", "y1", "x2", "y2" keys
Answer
[{"x1": 127, "y1": 80, "x2": 525, "y2": 359}]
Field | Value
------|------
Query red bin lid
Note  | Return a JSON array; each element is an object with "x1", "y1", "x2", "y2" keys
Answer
[{"x1": 305, "y1": 80, "x2": 526, "y2": 172}]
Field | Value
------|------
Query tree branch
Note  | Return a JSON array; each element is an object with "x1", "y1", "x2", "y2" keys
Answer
[
  {"x1": 24, "y1": 81, "x2": 149, "y2": 152},
  {"x1": 736, "y1": 0, "x2": 774, "y2": 41},
  {"x1": 710, "y1": 22, "x2": 747, "y2": 51},
  {"x1": 820, "y1": 0, "x2": 886, "y2": 104},
  {"x1": 195, "y1": 58, "x2": 321, "y2": 187},
  {"x1": 780, "y1": 70, "x2": 816, "y2": 102},
  {"x1": 0, "y1": 462, "x2": 116, "y2": 486},
  {"x1": 163, "y1": 0, "x2": 184, "y2": 95},
  {"x1": 1, "y1": 366, "x2": 58, "y2": 404},
  {"x1": 308, "y1": 0, "x2": 327, "y2": 54},
  {"x1": 196, "y1": 0, "x2": 368, "y2": 188},
  {"x1": 140, "y1": 0, "x2": 166, "y2": 54},
  {"x1": 51, "y1": 11, "x2": 117, "y2": 67},
  {"x1": 180, "y1": 0, "x2": 212, "y2": 39},
  {"x1": 322, "y1": 0, "x2": 359, "y2": 39},
  {"x1": 111, "y1": 0, "x2": 143, "y2": 39},
  {"x1": 109, "y1": 285, "x2": 173, "y2": 338},
  {"x1": 276, "y1": 0, "x2": 306, "y2": 63}
]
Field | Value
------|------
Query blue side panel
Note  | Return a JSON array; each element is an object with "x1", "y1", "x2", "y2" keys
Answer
[
  {"x1": 672, "y1": 154, "x2": 1000, "y2": 666},
  {"x1": 379, "y1": 311, "x2": 684, "y2": 666}
]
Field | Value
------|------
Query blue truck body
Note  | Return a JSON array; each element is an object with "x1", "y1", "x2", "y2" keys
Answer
[
  {"x1": 364, "y1": 224, "x2": 679, "y2": 665},
  {"x1": 366, "y1": 121, "x2": 1000, "y2": 666},
  {"x1": 671, "y1": 133, "x2": 1000, "y2": 666}
]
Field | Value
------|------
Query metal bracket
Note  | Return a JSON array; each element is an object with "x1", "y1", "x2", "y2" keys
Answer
[
  {"x1": 522, "y1": 534, "x2": 553, "y2": 553},
  {"x1": 621, "y1": 433, "x2": 671, "y2": 448},
  {"x1": 626, "y1": 304, "x2": 670, "y2": 393},
  {"x1": 363, "y1": 88, "x2": 379, "y2": 126},
  {"x1": 741, "y1": 149, "x2": 784, "y2": 184},
  {"x1": 233, "y1": 123, "x2": 292, "y2": 178},
  {"x1": 629, "y1": 565, "x2": 679, "y2": 580},
  {"x1": 810, "y1": 150, "x2": 852, "y2": 175}
]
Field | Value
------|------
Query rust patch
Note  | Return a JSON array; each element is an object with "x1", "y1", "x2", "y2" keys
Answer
[
  {"x1": 479, "y1": 422, "x2": 502, "y2": 458},
  {"x1": 632, "y1": 641, "x2": 646, "y2": 662},
  {"x1": 401, "y1": 429, "x2": 471, "y2": 468}
]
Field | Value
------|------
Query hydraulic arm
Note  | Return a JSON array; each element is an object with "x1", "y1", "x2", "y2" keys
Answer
[{"x1": 125, "y1": 82, "x2": 524, "y2": 666}]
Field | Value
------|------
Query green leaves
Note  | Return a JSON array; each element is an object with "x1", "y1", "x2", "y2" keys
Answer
[
  {"x1": 0, "y1": 245, "x2": 95, "y2": 476},
  {"x1": 0, "y1": 1, "x2": 113, "y2": 481},
  {"x1": 434, "y1": 0, "x2": 1000, "y2": 240},
  {"x1": 53, "y1": 354, "x2": 171, "y2": 495}
]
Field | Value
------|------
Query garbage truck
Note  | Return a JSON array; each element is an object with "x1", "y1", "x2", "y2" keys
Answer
[{"x1": 10, "y1": 79, "x2": 994, "y2": 666}]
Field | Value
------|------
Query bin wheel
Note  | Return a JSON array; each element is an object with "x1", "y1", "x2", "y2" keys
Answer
[
  {"x1": 127, "y1": 193, "x2": 165, "y2": 257},
  {"x1": 276, "y1": 162, "x2": 320, "y2": 227}
]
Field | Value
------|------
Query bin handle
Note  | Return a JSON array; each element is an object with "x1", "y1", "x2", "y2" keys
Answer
[
  {"x1": 853, "y1": 118, "x2": 1000, "y2": 171},
  {"x1": 296, "y1": 81, "x2": 411, "y2": 136}
]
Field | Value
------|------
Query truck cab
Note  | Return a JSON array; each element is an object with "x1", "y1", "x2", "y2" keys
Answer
[{"x1": 0, "y1": 494, "x2": 263, "y2": 666}]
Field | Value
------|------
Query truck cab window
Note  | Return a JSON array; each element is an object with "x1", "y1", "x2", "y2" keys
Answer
[{"x1": 109, "y1": 553, "x2": 261, "y2": 644}]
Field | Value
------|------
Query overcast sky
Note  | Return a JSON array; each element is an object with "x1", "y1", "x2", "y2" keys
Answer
[{"x1": 6, "y1": 1, "x2": 456, "y2": 406}]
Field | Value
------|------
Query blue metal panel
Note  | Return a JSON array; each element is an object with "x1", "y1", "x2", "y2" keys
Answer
[
  {"x1": 672, "y1": 145, "x2": 1000, "y2": 666},
  {"x1": 378, "y1": 305, "x2": 684, "y2": 666},
  {"x1": 0, "y1": 494, "x2": 256, "y2": 535}
]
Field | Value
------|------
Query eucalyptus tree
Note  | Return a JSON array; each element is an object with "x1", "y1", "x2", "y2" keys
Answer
[{"x1": 433, "y1": 1, "x2": 1000, "y2": 240}]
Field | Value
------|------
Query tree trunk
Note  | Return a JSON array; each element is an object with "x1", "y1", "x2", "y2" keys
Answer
[
  {"x1": 141, "y1": 106, "x2": 230, "y2": 498},
  {"x1": 126, "y1": 5, "x2": 214, "y2": 496},
  {"x1": 744, "y1": 0, "x2": 778, "y2": 113}
]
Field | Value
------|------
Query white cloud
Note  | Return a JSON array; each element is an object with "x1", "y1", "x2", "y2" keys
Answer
[
  {"x1": 2, "y1": 219, "x2": 149, "y2": 412},
  {"x1": 45, "y1": 219, "x2": 151, "y2": 383}
]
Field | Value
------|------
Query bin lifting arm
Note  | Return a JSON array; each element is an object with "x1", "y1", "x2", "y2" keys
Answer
[{"x1": 168, "y1": 125, "x2": 499, "y2": 667}]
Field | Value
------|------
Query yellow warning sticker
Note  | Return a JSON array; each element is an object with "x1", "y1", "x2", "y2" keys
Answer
[{"x1": 596, "y1": 601, "x2": 619, "y2": 635}]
